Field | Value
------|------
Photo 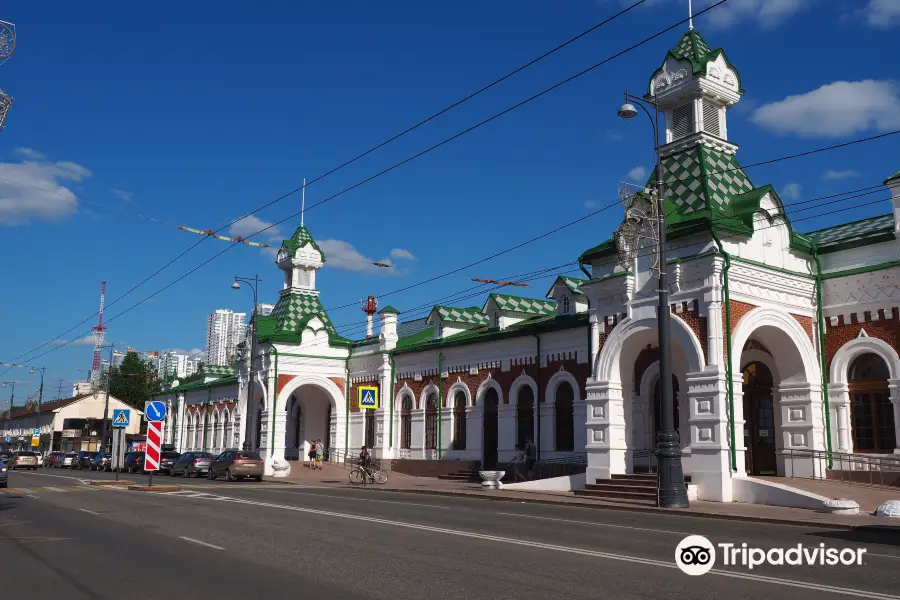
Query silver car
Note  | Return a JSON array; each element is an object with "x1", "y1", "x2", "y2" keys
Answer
[{"x1": 171, "y1": 452, "x2": 215, "y2": 478}]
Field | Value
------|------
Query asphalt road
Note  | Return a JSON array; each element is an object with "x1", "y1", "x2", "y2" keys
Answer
[{"x1": 4, "y1": 468, "x2": 900, "y2": 600}]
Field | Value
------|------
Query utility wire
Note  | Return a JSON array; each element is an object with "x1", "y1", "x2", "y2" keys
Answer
[{"x1": 1, "y1": 2, "x2": 723, "y2": 369}]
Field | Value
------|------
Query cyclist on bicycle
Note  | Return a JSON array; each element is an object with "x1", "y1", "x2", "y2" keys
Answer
[{"x1": 358, "y1": 446, "x2": 371, "y2": 468}]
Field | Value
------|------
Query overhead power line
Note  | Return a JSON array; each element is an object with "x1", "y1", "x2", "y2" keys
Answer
[{"x1": 0, "y1": 1, "x2": 721, "y2": 371}]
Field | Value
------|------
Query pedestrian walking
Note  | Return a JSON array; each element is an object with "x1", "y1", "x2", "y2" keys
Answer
[
  {"x1": 524, "y1": 435, "x2": 536, "y2": 480},
  {"x1": 315, "y1": 438, "x2": 324, "y2": 470},
  {"x1": 510, "y1": 444, "x2": 527, "y2": 482},
  {"x1": 307, "y1": 439, "x2": 318, "y2": 468}
]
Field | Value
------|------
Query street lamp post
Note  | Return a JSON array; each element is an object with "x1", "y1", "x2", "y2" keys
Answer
[
  {"x1": 232, "y1": 275, "x2": 261, "y2": 452},
  {"x1": 98, "y1": 344, "x2": 114, "y2": 453},
  {"x1": 2, "y1": 381, "x2": 15, "y2": 448},
  {"x1": 29, "y1": 366, "x2": 45, "y2": 453},
  {"x1": 617, "y1": 91, "x2": 689, "y2": 508}
]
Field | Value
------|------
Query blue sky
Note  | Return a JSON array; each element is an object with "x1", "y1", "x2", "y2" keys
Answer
[{"x1": 1, "y1": 0, "x2": 899, "y2": 403}]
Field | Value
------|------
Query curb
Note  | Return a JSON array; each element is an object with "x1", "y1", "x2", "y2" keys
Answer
[
  {"x1": 264, "y1": 477, "x2": 871, "y2": 531},
  {"x1": 127, "y1": 485, "x2": 182, "y2": 492},
  {"x1": 88, "y1": 480, "x2": 133, "y2": 487}
]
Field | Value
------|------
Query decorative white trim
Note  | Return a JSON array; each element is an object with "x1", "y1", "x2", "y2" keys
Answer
[
  {"x1": 729, "y1": 306, "x2": 821, "y2": 385},
  {"x1": 395, "y1": 385, "x2": 415, "y2": 410},
  {"x1": 509, "y1": 373, "x2": 537, "y2": 406},
  {"x1": 446, "y1": 381, "x2": 472, "y2": 407},
  {"x1": 275, "y1": 374, "x2": 344, "y2": 413},
  {"x1": 545, "y1": 370, "x2": 581, "y2": 406},
  {"x1": 830, "y1": 336, "x2": 900, "y2": 385},
  {"x1": 475, "y1": 376, "x2": 505, "y2": 407},
  {"x1": 419, "y1": 383, "x2": 440, "y2": 409}
]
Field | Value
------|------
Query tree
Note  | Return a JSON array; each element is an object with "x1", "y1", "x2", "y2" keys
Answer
[{"x1": 109, "y1": 351, "x2": 160, "y2": 410}]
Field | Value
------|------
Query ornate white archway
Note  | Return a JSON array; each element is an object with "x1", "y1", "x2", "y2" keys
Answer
[
  {"x1": 509, "y1": 374, "x2": 537, "y2": 406},
  {"x1": 829, "y1": 335, "x2": 900, "y2": 454},
  {"x1": 475, "y1": 376, "x2": 505, "y2": 406},
  {"x1": 269, "y1": 375, "x2": 345, "y2": 472}
]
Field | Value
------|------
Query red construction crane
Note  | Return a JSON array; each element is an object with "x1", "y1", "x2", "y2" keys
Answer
[{"x1": 89, "y1": 281, "x2": 107, "y2": 386}]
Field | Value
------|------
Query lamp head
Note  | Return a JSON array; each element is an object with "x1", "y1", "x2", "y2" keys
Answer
[
  {"x1": 231, "y1": 281, "x2": 241, "y2": 290},
  {"x1": 618, "y1": 103, "x2": 639, "y2": 120},
  {"x1": 29, "y1": 368, "x2": 34, "y2": 374}
]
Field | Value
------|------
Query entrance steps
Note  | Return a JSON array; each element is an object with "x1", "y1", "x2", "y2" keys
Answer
[
  {"x1": 437, "y1": 469, "x2": 482, "y2": 483},
  {"x1": 574, "y1": 473, "x2": 692, "y2": 505}
]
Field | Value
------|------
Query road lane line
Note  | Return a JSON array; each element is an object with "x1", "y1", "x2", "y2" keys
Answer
[
  {"x1": 494, "y1": 512, "x2": 687, "y2": 535},
  {"x1": 25, "y1": 494, "x2": 39, "y2": 499},
  {"x1": 15, "y1": 488, "x2": 35, "y2": 494},
  {"x1": 42, "y1": 487, "x2": 67, "y2": 493},
  {"x1": 78, "y1": 508, "x2": 101, "y2": 515},
  {"x1": 0, "y1": 520, "x2": 32, "y2": 527},
  {"x1": 179, "y1": 536, "x2": 224, "y2": 550},
  {"x1": 211, "y1": 486, "x2": 453, "y2": 509},
  {"x1": 166, "y1": 492, "x2": 900, "y2": 599}
]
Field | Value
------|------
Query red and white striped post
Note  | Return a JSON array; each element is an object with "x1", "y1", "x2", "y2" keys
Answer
[{"x1": 145, "y1": 420, "x2": 162, "y2": 488}]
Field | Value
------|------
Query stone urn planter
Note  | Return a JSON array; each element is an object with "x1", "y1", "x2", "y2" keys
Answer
[
  {"x1": 874, "y1": 500, "x2": 900, "y2": 518},
  {"x1": 479, "y1": 470, "x2": 505, "y2": 489},
  {"x1": 822, "y1": 498, "x2": 859, "y2": 516},
  {"x1": 271, "y1": 458, "x2": 292, "y2": 478}
]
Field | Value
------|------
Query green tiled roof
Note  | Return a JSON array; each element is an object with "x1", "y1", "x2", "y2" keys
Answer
[
  {"x1": 280, "y1": 225, "x2": 325, "y2": 261},
  {"x1": 559, "y1": 275, "x2": 587, "y2": 295},
  {"x1": 258, "y1": 292, "x2": 349, "y2": 344},
  {"x1": 671, "y1": 30, "x2": 712, "y2": 63},
  {"x1": 378, "y1": 305, "x2": 400, "y2": 315},
  {"x1": 805, "y1": 214, "x2": 895, "y2": 248},
  {"x1": 489, "y1": 293, "x2": 556, "y2": 315},
  {"x1": 433, "y1": 305, "x2": 489, "y2": 326},
  {"x1": 658, "y1": 144, "x2": 755, "y2": 217},
  {"x1": 201, "y1": 364, "x2": 234, "y2": 377},
  {"x1": 885, "y1": 171, "x2": 900, "y2": 184}
]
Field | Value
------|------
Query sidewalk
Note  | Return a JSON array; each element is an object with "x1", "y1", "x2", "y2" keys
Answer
[{"x1": 268, "y1": 463, "x2": 900, "y2": 531}]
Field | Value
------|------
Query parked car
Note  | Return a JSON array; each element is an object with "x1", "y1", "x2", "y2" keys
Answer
[
  {"x1": 0, "y1": 459, "x2": 7, "y2": 488},
  {"x1": 7, "y1": 451, "x2": 39, "y2": 470},
  {"x1": 89, "y1": 453, "x2": 111, "y2": 471},
  {"x1": 73, "y1": 451, "x2": 99, "y2": 470},
  {"x1": 56, "y1": 452, "x2": 77, "y2": 468},
  {"x1": 170, "y1": 452, "x2": 215, "y2": 478},
  {"x1": 123, "y1": 451, "x2": 145, "y2": 473},
  {"x1": 45, "y1": 452, "x2": 64, "y2": 467},
  {"x1": 208, "y1": 450, "x2": 264, "y2": 482},
  {"x1": 158, "y1": 451, "x2": 181, "y2": 475}
]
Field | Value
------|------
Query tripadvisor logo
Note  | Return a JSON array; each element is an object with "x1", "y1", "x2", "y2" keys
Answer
[{"x1": 675, "y1": 535, "x2": 867, "y2": 575}]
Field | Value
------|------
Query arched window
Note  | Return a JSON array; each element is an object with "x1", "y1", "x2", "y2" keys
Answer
[
  {"x1": 365, "y1": 409, "x2": 376, "y2": 449},
  {"x1": 554, "y1": 382, "x2": 575, "y2": 451},
  {"x1": 562, "y1": 296, "x2": 570, "y2": 315},
  {"x1": 425, "y1": 393, "x2": 438, "y2": 450},
  {"x1": 223, "y1": 410, "x2": 233, "y2": 450},
  {"x1": 212, "y1": 410, "x2": 221, "y2": 452},
  {"x1": 516, "y1": 385, "x2": 535, "y2": 447},
  {"x1": 849, "y1": 353, "x2": 895, "y2": 453},
  {"x1": 186, "y1": 412, "x2": 196, "y2": 450},
  {"x1": 452, "y1": 390, "x2": 467, "y2": 450},
  {"x1": 400, "y1": 396, "x2": 413, "y2": 449}
]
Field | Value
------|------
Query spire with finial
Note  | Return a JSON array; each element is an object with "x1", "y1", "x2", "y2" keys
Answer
[
  {"x1": 689, "y1": 0, "x2": 693, "y2": 30},
  {"x1": 300, "y1": 177, "x2": 306, "y2": 227}
]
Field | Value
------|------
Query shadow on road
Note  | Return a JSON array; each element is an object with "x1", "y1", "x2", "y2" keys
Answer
[{"x1": 805, "y1": 525, "x2": 900, "y2": 548}]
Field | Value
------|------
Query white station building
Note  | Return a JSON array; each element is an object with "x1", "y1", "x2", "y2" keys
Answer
[{"x1": 154, "y1": 28, "x2": 900, "y2": 503}]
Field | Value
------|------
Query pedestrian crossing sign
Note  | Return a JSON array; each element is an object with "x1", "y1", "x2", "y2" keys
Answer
[
  {"x1": 358, "y1": 385, "x2": 379, "y2": 410},
  {"x1": 112, "y1": 409, "x2": 130, "y2": 428}
]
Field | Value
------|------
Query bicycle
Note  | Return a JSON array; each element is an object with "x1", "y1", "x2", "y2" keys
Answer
[{"x1": 349, "y1": 463, "x2": 388, "y2": 485}]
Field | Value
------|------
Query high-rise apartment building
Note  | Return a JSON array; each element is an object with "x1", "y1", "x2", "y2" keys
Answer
[
  {"x1": 205, "y1": 309, "x2": 247, "y2": 366},
  {"x1": 157, "y1": 350, "x2": 201, "y2": 380}
]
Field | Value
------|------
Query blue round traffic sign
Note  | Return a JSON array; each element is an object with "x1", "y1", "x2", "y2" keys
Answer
[{"x1": 146, "y1": 400, "x2": 167, "y2": 422}]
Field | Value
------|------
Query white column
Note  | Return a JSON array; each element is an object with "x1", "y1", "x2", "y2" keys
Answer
[
  {"x1": 687, "y1": 370, "x2": 733, "y2": 501},
  {"x1": 589, "y1": 316, "x2": 601, "y2": 371},
  {"x1": 411, "y1": 409, "x2": 425, "y2": 459},
  {"x1": 584, "y1": 379, "x2": 626, "y2": 482},
  {"x1": 890, "y1": 379, "x2": 900, "y2": 454},
  {"x1": 779, "y1": 382, "x2": 826, "y2": 478},
  {"x1": 498, "y1": 405, "x2": 516, "y2": 463},
  {"x1": 574, "y1": 399, "x2": 588, "y2": 453},
  {"x1": 828, "y1": 383, "x2": 852, "y2": 453},
  {"x1": 706, "y1": 298, "x2": 725, "y2": 367},
  {"x1": 377, "y1": 359, "x2": 392, "y2": 457},
  {"x1": 730, "y1": 374, "x2": 747, "y2": 477}
]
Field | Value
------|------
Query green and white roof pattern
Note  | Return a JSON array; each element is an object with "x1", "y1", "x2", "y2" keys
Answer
[
  {"x1": 271, "y1": 293, "x2": 340, "y2": 336},
  {"x1": 659, "y1": 145, "x2": 755, "y2": 215},
  {"x1": 202, "y1": 364, "x2": 235, "y2": 377},
  {"x1": 434, "y1": 305, "x2": 489, "y2": 326},
  {"x1": 885, "y1": 170, "x2": 900, "y2": 184},
  {"x1": 559, "y1": 276, "x2": 586, "y2": 295},
  {"x1": 671, "y1": 30, "x2": 712, "y2": 63},
  {"x1": 280, "y1": 225, "x2": 325, "y2": 261},
  {"x1": 490, "y1": 293, "x2": 556, "y2": 315},
  {"x1": 805, "y1": 214, "x2": 895, "y2": 247}
]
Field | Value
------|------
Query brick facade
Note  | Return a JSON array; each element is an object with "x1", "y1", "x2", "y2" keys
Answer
[
  {"x1": 671, "y1": 299, "x2": 709, "y2": 362},
  {"x1": 633, "y1": 346, "x2": 660, "y2": 392},
  {"x1": 725, "y1": 300, "x2": 757, "y2": 361},
  {"x1": 349, "y1": 376, "x2": 378, "y2": 414},
  {"x1": 791, "y1": 313, "x2": 814, "y2": 344},
  {"x1": 824, "y1": 308, "x2": 900, "y2": 375}
]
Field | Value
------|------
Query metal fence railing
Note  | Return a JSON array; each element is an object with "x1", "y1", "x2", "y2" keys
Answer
[
  {"x1": 325, "y1": 448, "x2": 390, "y2": 472},
  {"x1": 781, "y1": 448, "x2": 900, "y2": 490},
  {"x1": 497, "y1": 453, "x2": 588, "y2": 482}
]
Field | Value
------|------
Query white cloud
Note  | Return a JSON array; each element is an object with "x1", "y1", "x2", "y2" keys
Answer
[
  {"x1": 15, "y1": 147, "x2": 45, "y2": 160},
  {"x1": 781, "y1": 182, "x2": 803, "y2": 200},
  {"x1": 584, "y1": 200, "x2": 598, "y2": 209},
  {"x1": 627, "y1": 166, "x2": 648, "y2": 182},
  {"x1": 752, "y1": 80, "x2": 900, "y2": 138},
  {"x1": 822, "y1": 169, "x2": 860, "y2": 180},
  {"x1": 598, "y1": 0, "x2": 810, "y2": 28},
  {"x1": 318, "y1": 239, "x2": 404, "y2": 275},
  {"x1": 606, "y1": 130, "x2": 623, "y2": 142},
  {"x1": 170, "y1": 348, "x2": 206, "y2": 359},
  {"x1": 111, "y1": 188, "x2": 134, "y2": 202},
  {"x1": 860, "y1": 0, "x2": 900, "y2": 29},
  {"x1": 0, "y1": 152, "x2": 93, "y2": 226},
  {"x1": 228, "y1": 214, "x2": 284, "y2": 258},
  {"x1": 51, "y1": 335, "x2": 97, "y2": 347},
  {"x1": 389, "y1": 248, "x2": 416, "y2": 261},
  {"x1": 700, "y1": 0, "x2": 812, "y2": 30}
]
